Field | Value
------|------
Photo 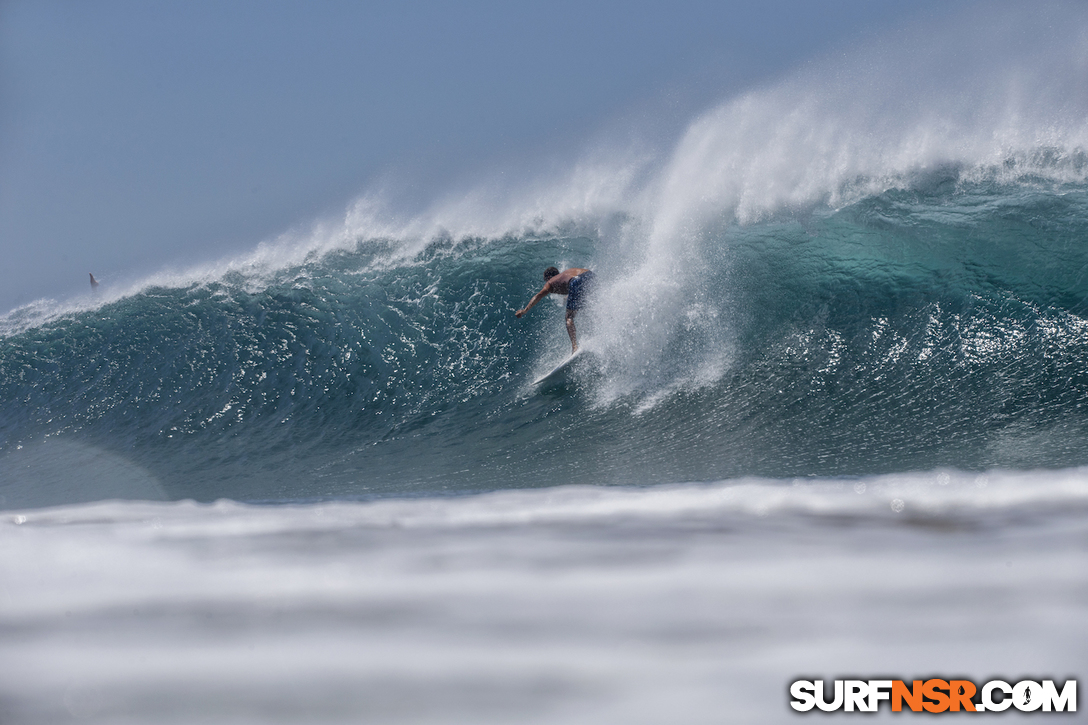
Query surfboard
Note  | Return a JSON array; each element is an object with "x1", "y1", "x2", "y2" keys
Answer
[{"x1": 533, "y1": 348, "x2": 587, "y2": 386}]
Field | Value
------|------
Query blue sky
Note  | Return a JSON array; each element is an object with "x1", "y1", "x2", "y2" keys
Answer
[{"x1": 0, "y1": 0, "x2": 954, "y2": 312}]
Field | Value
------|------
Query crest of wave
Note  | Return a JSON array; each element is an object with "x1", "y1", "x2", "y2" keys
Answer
[
  {"x1": 590, "y1": 1, "x2": 1088, "y2": 406},
  {"x1": 0, "y1": 151, "x2": 650, "y2": 336},
  {"x1": 7, "y1": 2, "x2": 1087, "y2": 352}
]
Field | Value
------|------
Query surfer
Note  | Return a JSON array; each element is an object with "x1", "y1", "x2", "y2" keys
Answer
[{"x1": 515, "y1": 267, "x2": 595, "y2": 353}]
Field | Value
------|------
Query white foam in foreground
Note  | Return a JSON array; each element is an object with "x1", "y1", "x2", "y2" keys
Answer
[{"x1": 1, "y1": 470, "x2": 1085, "y2": 723}]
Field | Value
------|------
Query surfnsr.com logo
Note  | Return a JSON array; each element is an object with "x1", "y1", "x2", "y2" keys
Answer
[{"x1": 789, "y1": 679, "x2": 1077, "y2": 713}]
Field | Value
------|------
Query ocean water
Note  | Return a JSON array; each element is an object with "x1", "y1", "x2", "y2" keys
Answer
[{"x1": 3, "y1": 6, "x2": 1088, "y2": 723}]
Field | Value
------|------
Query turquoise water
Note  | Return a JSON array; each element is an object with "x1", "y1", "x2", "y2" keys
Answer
[
  {"x1": 4, "y1": 177, "x2": 1088, "y2": 505},
  {"x1": 2, "y1": 9, "x2": 1088, "y2": 720}
]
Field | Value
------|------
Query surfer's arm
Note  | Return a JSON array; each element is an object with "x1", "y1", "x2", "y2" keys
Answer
[{"x1": 515, "y1": 284, "x2": 551, "y2": 318}]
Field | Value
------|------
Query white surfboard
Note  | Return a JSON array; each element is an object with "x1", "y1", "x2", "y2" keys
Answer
[{"x1": 533, "y1": 348, "x2": 587, "y2": 386}]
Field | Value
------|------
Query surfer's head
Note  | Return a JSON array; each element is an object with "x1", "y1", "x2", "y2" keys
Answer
[{"x1": 543, "y1": 267, "x2": 560, "y2": 280}]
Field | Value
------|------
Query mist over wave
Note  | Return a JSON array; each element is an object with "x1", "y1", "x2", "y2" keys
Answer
[{"x1": 3, "y1": 2, "x2": 1088, "y2": 506}]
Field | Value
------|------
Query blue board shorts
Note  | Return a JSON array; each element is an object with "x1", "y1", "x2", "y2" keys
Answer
[{"x1": 566, "y1": 271, "x2": 596, "y2": 311}]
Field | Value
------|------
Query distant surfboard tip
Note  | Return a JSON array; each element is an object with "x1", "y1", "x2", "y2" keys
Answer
[{"x1": 89, "y1": 273, "x2": 99, "y2": 291}]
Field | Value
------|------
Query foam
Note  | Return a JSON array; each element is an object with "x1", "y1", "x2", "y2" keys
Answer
[{"x1": 8, "y1": 466, "x2": 1088, "y2": 527}]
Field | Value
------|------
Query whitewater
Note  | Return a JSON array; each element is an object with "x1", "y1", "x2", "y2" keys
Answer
[{"x1": 2, "y1": 5, "x2": 1087, "y2": 723}]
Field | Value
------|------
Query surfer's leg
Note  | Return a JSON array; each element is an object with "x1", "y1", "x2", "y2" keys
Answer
[{"x1": 566, "y1": 309, "x2": 578, "y2": 352}]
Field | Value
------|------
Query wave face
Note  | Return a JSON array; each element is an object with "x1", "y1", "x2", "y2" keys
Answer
[
  {"x1": 4, "y1": 175, "x2": 1088, "y2": 503},
  {"x1": 3, "y1": 2, "x2": 1088, "y2": 504}
]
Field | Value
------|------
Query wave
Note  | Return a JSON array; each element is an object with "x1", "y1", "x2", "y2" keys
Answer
[
  {"x1": 3, "y1": 3, "x2": 1088, "y2": 504},
  {"x1": 3, "y1": 175, "x2": 1088, "y2": 503}
]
